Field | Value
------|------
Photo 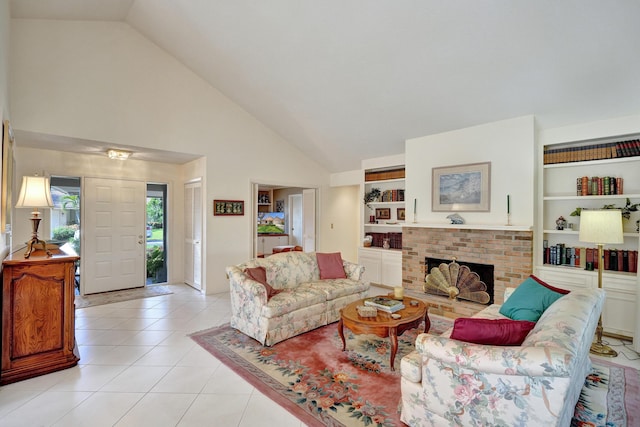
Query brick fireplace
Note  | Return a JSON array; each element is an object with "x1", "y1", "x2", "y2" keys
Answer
[{"x1": 402, "y1": 225, "x2": 533, "y2": 318}]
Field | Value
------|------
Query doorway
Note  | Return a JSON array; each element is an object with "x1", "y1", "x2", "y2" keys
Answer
[
  {"x1": 253, "y1": 184, "x2": 316, "y2": 257},
  {"x1": 146, "y1": 183, "x2": 167, "y2": 284}
]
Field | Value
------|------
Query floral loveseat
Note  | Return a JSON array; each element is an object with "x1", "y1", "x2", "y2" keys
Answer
[
  {"x1": 227, "y1": 251, "x2": 368, "y2": 346},
  {"x1": 400, "y1": 285, "x2": 605, "y2": 427}
]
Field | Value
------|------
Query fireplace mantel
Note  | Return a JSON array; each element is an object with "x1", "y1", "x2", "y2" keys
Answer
[
  {"x1": 403, "y1": 223, "x2": 532, "y2": 232},
  {"x1": 402, "y1": 226, "x2": 534, "y2": 318}
]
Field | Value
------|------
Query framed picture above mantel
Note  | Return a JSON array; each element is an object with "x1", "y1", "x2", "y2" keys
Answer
[{"x1": 432, "y1": 162, "x2": 491, "y2": 212}]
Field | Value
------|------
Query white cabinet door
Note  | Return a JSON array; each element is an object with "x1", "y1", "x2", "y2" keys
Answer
[
  {"x1": 537, "y1": 265, "x2": 636, "y2": 338},
  {"x1": 358, "y1": 248, "x2": 381, "y2": 285},
  {"x1": 381, "y1": 251, "x2": 402, "y2": 286},
  {"x1": 602, "y1": 275, "x2": 636, "y2": 338}
]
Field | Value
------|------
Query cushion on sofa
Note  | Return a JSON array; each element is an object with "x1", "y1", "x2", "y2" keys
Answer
[
  {"x1": 244, "y1": 267, "x2": 282, "y2": 300},
  {"x1": 499, "y1": 275, "x2": 569, "y2": 322},
  {"x1": 450, "y1": 318, "x2": 536, "y2": 345},
  {"x1": 316, "y1": 252, "x2": 347, "y2": 279}
]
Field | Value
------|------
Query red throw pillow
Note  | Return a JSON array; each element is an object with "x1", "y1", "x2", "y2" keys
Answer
[
  {"x1": 243, "y1": 267, "x2": 281, "y2": 300},
  {"x1": 316, "y1": 252, "x2": 347, "y2": 279},
  {"x1": 530, "y1": 274, "x2": 571, "y2": 295},
  {"x1": 450, "y1": 318, "x2": 536, "y2": 346}
]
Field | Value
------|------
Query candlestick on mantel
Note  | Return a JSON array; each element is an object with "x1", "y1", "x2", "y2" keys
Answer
[
  {"x1": 507, "y1": 194, "x2": 510, "y2": 214},
  {"x1": 413, "y1": 198, "x2": 417, "y2": 223}
]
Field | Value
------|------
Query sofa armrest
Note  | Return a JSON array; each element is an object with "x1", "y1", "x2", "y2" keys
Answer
[
  {"x1": 343, "y1": 260, "x2": 365, "y2": 281},
  {"x1": 415, "y1": 334, "x2": 573, "y2": 378},
  {"x1": 226, "y1": 266, "x2": 268, "y2": 305}
]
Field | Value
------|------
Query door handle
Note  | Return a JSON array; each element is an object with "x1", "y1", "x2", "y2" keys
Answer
[{"x1": 138, "y1": 240, "x2": 143, "y2": 244}]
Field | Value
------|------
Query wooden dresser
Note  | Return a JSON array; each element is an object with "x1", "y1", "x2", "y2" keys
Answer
[{"x1": 1, "y1": 246, "x2": 80, "y2": 385}]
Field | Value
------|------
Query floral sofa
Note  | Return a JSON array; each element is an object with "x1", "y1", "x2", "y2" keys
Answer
[
  {"x1": 400, "y1": 287, "x2": 605, "y2": 427},
  {"x1": 227, "y1": 251, "x2": 368, "y2": 346}
]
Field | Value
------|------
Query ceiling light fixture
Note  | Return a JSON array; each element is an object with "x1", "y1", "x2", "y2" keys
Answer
[{"x1": 107, "y1": 149, "x2": 132, "y2": 160}]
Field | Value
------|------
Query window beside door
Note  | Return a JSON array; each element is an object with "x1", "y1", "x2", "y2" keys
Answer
[{"x1": 147, "y1": 184, "x2": 167, "y2": 284}]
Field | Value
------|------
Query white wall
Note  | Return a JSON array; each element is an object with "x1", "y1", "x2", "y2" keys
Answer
[
  {"x1": 13, "y1": 145, "x2": 188, "y2": 286},
  {"x1": 405, "y1": 115, "x2": 535, "y2": 226},
  {"x1": 9, "y1": 19, "x2": 336, "y2": 293},
  {"x1": 0, "y1": 0, "x2": 10, "y2": 260},
  {"x1": 320, "y1": 184, "x2": 360, "y2": 263}
]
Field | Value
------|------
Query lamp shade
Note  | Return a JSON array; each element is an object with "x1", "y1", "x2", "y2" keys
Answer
[
  {"x1": 578, "y1": 209, "x2": 624, "y2": 244},
  {"x1": 15, "y1": 176, "x2": 54, "y2": 208}
]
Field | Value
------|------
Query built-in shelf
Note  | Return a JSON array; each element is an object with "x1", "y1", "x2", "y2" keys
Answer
[
  {"x1": 365, "y1": 223, "x2": 404, "y2": 228},
  {"x1": 544, "y1": 193, "x2": 640, "y2": 201},
  {"x1": 543, "y1": 229, "x2": 639, "y2": 237},
  {"x1": 367, "y1": 201, "x2": 405, "y2": 205},
  {"x1": 404, "y1": 223, "x2": 533, "y2": 232},
  {"x1": 543, "y1": 156, "x2": 640, "y2": 168}
]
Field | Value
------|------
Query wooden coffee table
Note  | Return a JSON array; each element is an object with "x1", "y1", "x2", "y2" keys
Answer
[{"x1": 338, "y1": 295, "x2": 430, "y2": 370}]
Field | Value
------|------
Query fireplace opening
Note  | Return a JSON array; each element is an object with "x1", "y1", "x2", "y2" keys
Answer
[{"x1": 425, "y1": 257, "x2": 495, "y2": 304}]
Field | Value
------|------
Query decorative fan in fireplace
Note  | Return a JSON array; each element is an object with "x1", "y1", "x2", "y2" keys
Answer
[{"x1": 424, "y1": 259, "x2": 491, "y2": 304}]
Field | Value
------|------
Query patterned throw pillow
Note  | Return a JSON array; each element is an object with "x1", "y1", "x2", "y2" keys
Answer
[
  {"x1": 244, "y1": 266, "x2": 282, "y2": 300},
  {"x1": 499, "y1": 275, "x2": 569, "y2": 322},
  {"x1": 450, "y1": 318, "x2": 536, "y2": 345},
  {"x1": 316, "y1": 252, "x2": 347, "y2": 279}
]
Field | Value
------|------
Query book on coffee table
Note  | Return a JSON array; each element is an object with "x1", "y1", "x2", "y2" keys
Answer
[{"x1": 364, "y1": 296, "x2": 405, "y2": 313}]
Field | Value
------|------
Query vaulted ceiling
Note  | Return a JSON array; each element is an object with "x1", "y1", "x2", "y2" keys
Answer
[{"x1": 10, "y1": 1, "x2": 640, "y2": 172}]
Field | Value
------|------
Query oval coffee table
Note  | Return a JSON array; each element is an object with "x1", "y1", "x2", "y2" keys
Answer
[{"x1": 338, "y1": 295, "x2": 430, "y2": 370}]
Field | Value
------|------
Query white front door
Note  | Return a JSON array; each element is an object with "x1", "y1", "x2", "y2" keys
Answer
[
  {"x1": 184, "y1": 181, "x2": 202, "y2": 290},
  {"x1": 83, "y1": 177, "x2": 146, "y2": 294}
]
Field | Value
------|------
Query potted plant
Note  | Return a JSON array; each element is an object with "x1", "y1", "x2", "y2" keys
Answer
[
  {"x1": 570, "y1": 197, "x2": 640, "y2": 220},
  {"x1": 364, "y1": 188, "x2": 381, "y2": 209}
]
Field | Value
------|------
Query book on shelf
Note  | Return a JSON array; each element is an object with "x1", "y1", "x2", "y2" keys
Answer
[
  {"x1": 543, "y1": 139, "x2": 640, "y2": 165},
  {"x1": 544, "y1": 245, "x2": 638, "y2": 273},
  {"x1": 576, "y1": 176, "x2": 624, "y2": 196},
  {"x1": 364, "y1": 296, "x2": 405, "y2": 313}
]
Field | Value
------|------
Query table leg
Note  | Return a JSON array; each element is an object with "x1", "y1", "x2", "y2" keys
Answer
[
  {"x1": 423, "y1": 312, "x2": 431, "y2": 333},
  {"x1": 389, "y1": 327, "x2": 398, "y2": 371},
  {"x1": 338, "y1": 318, "x2": 346, "y2": 351}
]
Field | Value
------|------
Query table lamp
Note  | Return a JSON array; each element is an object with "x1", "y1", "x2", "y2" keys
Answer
[
  {"x1": 578, "y1": 209, "x2": 624, "y2": 357},
  {"x1": 15, "y1": 175, "x2": 54, "y2": 258}
]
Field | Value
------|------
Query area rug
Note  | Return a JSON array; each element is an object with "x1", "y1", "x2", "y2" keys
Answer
[
  {"x1": 191, "y1": 318, "x2": 640, "y2": 427},
  {"x1": 75, "y1": 285, "x2": 173, "y2": 308}
]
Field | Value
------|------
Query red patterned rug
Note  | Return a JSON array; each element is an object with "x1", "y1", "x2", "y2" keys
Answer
[{"x1": 191, "y1": 317, "x2": 639, "y2": 427}]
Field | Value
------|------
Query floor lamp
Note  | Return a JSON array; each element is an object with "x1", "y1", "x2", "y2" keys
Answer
[
  {"x1": 578, "y1": 209, "x2": 624, "y2": 357},
  {"x1": 15, "y1": 175, "x2": 54, "y2": 258}
]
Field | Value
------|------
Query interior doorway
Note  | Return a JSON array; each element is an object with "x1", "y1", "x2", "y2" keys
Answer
[
  {"x1": 147, "y1": 183, "x2": 167, "y2": 284},
  {"x1": 253, "y1": 183, "x2": 317, "y2": 258}
]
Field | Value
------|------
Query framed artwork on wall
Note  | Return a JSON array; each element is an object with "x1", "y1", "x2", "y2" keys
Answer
[
  {"x1": 213, "y1": 200, "x2": 244, "y2": 216},
  {"x1": 432, "y1": 162, "x2": 491, "y2": 212},
  {"x1": 397, "y1": 208, "x2": 405, "y2": 220},
  {"x1": 375, "y1": 208, "x2": 391, "y2": 220}
]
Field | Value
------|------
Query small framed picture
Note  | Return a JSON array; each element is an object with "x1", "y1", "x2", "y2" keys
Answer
[
  {"x1": 397, "y1": 208, "x2": 405, "y2": 221},
  {"x1": 375, "y1": 208, "x2": 391, "y2": 220},
  {"x1": 213, "y1": 200, "x2": 244, "y2": 216}
]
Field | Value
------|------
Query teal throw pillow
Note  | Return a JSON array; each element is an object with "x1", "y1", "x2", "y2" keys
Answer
[{"x1": 499, "y1": 275, "x2": 569, "y2": 322}]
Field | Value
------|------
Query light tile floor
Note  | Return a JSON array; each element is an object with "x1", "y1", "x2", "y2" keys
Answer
[{"x1": 0, "y1": 283, "x2": 638, "y2": 426}]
